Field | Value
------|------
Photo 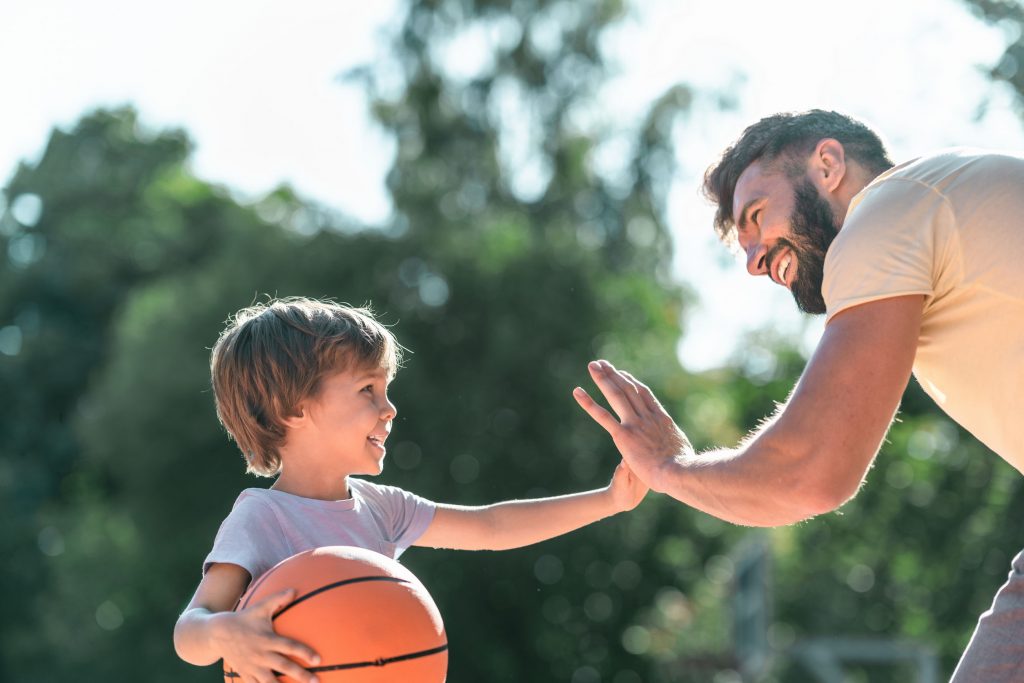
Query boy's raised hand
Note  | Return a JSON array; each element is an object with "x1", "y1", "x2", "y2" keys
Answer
[
  {"x1": 608, "y1": 459, "x2": 649, "y2": 511},
  {"x1": 213, "y1": 589, "x2": 321, "y2": 683}
]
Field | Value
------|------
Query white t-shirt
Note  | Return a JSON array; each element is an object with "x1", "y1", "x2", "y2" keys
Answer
[
  {"x1": 203, "y1": 477, "x2": 436, "y2": 581},
  {"x1": 822, "y1": 148, "x2": 1024, "y2": 468}
]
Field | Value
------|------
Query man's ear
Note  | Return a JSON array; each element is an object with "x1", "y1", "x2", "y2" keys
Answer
[{"x1": 810, "y1": 138, "x2": 847, "y2": 194}]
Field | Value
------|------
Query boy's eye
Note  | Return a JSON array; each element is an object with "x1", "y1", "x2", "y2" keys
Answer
[{"x1": 361, "y1": 384, "x2": 374, "y2": 393}]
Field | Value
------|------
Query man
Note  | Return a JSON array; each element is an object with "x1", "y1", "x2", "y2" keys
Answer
[{"x1": 573, "y1": 109, "x2": 1024, "y2": 680}]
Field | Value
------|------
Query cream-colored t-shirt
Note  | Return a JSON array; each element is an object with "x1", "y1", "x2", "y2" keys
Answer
[{"x1": 822, "y1": 148, "x2": 1024, "y2": 469}]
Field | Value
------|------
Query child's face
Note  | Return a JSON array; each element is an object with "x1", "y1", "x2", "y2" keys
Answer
[{"x1": 300, "y1": 364, "x2": 397, "y2": 476}]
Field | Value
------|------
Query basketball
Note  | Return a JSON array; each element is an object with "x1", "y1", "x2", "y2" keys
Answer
[{"x1": 223, "y1": 546, "x2": 447, "y2": 683}]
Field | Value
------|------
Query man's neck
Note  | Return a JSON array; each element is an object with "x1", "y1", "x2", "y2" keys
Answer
[{"x1": 835, "y1": 162, "x2": 882, "y2": 226}]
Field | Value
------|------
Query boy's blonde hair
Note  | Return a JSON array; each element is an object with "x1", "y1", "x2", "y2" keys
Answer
[{"x1": 210, "y1": 297, "x2": 401, "y2": 476}]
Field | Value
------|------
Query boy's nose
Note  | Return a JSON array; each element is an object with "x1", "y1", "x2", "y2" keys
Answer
[{"x1": 380, "y1": 398, "x2": 397, "y2": 421}]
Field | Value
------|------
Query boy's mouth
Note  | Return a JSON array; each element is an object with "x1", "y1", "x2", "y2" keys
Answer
[{"x1": 367, "y1": 435, "x2": 386, "y2": 448}]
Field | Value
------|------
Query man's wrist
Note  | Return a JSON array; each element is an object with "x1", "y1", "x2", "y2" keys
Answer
[{"x1": 647, "y1": 451, "x2": 685, "y2": 494}]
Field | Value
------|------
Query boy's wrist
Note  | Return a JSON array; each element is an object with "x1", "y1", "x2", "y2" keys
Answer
[
  {"x1": 205, "y1": 610, "x2": 237, "y2": 645},
  {"x1": 601, "y1": 484, "x2": 624, "y2": 515}
]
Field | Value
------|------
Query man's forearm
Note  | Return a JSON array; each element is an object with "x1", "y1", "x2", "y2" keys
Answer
[{"x1": 650, "y1": 439, "x2": 835, "y2": 527}]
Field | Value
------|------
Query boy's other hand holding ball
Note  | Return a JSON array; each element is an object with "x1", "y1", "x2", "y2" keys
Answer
[{"x1": 211, "y1": 588, "x2": 321, "y2": 683}]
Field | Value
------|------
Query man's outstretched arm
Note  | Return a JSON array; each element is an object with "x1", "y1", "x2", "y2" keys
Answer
[{"x1": 574, "y1": 294, "x2": 924, "y2": 527}]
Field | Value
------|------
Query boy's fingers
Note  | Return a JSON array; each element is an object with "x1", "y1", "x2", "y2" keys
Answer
[
  {"x1": 573, "y1": 387, "x2": 620, "y2": 435},
  {"x1": 278, "y1": 636, "x2": 321, "y2": 668},
  {"x1": 269, "y1": 654, "x2": 319, "y2": 683},
  {"x1": 260, "y1": 589, "x2": 296, "y2": 615}
]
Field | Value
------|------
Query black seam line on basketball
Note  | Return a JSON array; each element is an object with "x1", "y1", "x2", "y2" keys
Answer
[
  {"x1": 225, "y1": 645, "x2": 449, "y2": 679},
  {"x1": 271, "y1": 576, "x2": 410, "y2": 621},
  {"x1": 307, "y1": 644, "x2": 449, "y2": 672}
]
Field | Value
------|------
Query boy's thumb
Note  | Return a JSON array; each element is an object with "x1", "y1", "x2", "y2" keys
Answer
[{"x1": 263, "y1": 588, "x2": 297, "y2": 614}]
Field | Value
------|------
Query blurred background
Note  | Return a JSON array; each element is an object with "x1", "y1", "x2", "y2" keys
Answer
[{"x1": 2, "y1": 0, "x2": 1024, "y2": 681}]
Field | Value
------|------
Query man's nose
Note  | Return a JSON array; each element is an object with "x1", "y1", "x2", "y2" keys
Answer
[{"x1": 745, "y1": 242, "x2": 768, "y2": 276}]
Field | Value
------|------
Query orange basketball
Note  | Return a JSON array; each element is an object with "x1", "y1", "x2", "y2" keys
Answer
[{"x1": 223, "y1": 546, "x2": 447, "y2": 683}]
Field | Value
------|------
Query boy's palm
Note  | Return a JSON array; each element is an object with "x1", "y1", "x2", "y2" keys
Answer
[
  {"x1": 610, "y1": 460, "x2": 649, "y2": 511},
  {"x1": 215, "y1": 589, "x2": 321, "y2": 683}
]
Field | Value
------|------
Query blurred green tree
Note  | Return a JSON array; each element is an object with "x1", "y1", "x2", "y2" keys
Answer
[
  {"x1": 0, "y1": 107, "x2": 222, "y2": 678},
  {"x1": 963, "y1": 0, "x2": 1024, "y2": 116}
]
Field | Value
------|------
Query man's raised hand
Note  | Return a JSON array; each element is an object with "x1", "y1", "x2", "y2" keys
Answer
[{"x1": 573, "y1": 360, "x2": 692, "y2": 492}]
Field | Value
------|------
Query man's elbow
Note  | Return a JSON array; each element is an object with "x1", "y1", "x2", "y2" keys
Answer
[
  {"x1": 793, "y1": 467, "x2": 864, "y2": 518},
  {"x1": 756, "y1": 435, "x2": 865, "y2": 522}
]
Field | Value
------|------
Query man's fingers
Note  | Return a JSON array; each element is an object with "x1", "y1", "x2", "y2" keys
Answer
[
  {"x1": 588, "y1": 361, "x2": 641, "y2": 419},
  {"x1": 573, "y1": 387, "x2": 620, "y2": 434},
  {"x1": 621, "y1": 370, "x2": 665, "y2": 414}
]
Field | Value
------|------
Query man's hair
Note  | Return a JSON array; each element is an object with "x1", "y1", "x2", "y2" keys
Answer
[
  {"x1": 210, "y1": 297, "x2": 402, "y2": 477},
  {"x1": 703, "y1": 109, "x2": 894, "y2": 240}
]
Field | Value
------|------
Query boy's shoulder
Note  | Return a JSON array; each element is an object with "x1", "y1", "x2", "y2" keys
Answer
[
  {"x1": 218, "y1": 487, "x2": 287, "y2": 524},
  {"x1": 231, "y1": 487, "x2": 275, "y2": 508},
  {"x1": 348, "y1": 477, "x2": 410, "y2": 500},
  {"x1": 348, "y1": 477, "x2": 434, "y2": 508}
]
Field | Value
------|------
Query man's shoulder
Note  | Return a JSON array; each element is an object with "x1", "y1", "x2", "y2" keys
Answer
[{"x1": 869, "y1": 147, "x2": 1024, "y2": 193}]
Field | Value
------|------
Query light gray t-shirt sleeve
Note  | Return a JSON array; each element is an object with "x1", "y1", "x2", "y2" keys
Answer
[
  {"x1": 350, "y1": 479, "x2": 436, "y2": 551},
  {"x1": 202, "y1": 493, "x2": 291, "y2": 580}
]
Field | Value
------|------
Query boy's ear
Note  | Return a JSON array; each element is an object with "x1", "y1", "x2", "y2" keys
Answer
[{"x1": 281, "y1": 402, "x2": 309, "y2": 429}]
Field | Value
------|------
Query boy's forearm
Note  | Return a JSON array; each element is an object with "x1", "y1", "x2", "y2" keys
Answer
[
  {"x1": 174, "y1": 608, "x2": 229, "y2": 666},
  {"x1": 480, "y1": 487, "x2": 618, "y2": 550}
]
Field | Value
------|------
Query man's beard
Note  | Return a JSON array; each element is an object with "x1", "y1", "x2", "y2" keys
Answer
[{"x1": 764, "y1": 179, "x2": 842, "y2": 315}]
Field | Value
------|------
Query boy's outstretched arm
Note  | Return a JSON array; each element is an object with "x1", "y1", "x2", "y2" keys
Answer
[
  {"x1": 414, "y1": 460, "x2": 647, "y2": 551},
  {"x1": 174, "y1": 562, "x2": 321, "y2": 683}
]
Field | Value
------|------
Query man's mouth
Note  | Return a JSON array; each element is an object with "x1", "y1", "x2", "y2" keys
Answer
[{"x1": 776, "y1": 252, "x2": 793, "y2": 288}]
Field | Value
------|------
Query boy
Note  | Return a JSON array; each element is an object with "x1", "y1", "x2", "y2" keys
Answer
[{"x1": 173, "y1": 297, "x2": 647, "y2": 683}]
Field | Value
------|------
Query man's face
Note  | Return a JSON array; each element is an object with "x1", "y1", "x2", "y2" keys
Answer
[{"x1": 731, "y1": 160, "x2": 842, "y2": 314}]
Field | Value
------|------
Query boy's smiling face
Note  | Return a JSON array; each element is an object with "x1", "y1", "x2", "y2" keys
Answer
[{"x1": 294, "y1": 364, "x2": 397, "y2": 479}]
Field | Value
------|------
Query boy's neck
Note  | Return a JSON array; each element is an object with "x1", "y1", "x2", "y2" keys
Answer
[{"x1": 270, "y1": 472, "x2": 352, "y2": 501}]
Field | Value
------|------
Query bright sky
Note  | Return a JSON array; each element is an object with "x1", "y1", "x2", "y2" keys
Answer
[{"x1": 3, "y1": 0, "x2": 1022, "y2": 370}]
